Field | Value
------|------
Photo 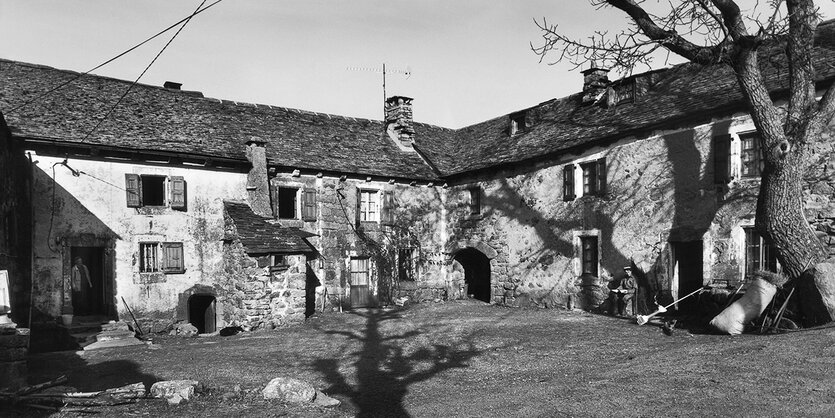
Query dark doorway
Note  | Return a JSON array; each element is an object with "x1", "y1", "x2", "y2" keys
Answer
[
  {"x1": 188, "y1": 294, "x2": 216, "y2": 333},
  {"x1": 454, "y1": 248, "x2": 491, "y2": 303},
  {"x1": 671, "y1": 241, "x2": 704, "y2": 311},
  {"x1": 305, "y1": 262, "x2": 320, "y2": 317},
  {"x1": 70, "y1": 247, "x2": 108, "y2": 316}
]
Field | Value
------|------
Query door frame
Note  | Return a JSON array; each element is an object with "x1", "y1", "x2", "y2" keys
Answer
[{"x1": 61, "y1": 234, "x2": 116, "y2": 318}]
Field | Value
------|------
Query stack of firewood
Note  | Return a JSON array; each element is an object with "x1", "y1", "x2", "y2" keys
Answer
[{"x1": 0, "y1": 375, "x2": 148, "y2": 413}]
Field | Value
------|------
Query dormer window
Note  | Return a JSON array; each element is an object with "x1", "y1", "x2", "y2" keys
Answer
[{"x1": 509, "y1": 111, "x2": 527, "y2": 135}]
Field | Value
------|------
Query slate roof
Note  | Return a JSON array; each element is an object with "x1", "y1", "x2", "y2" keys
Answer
[
  {"x1": 0, "y1": 60, "x2": 443, "y2": 180},
  {"x1": 223, "y1": 200, "x2": 316, "y2": 254},
  {"x1": 2, "y1": 21, "x2": 835, "y2": 179},
  {"x1": 426, "y1": 20, "x2": 835, "y2": 176}
]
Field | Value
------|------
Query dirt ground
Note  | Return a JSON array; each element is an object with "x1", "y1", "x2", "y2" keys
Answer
[{"x1": 8, "y1": 300, "x2": 835, "y2": 417}]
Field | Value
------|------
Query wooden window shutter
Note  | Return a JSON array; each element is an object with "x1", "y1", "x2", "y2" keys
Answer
[
  {"x1": 270, "y1": 183, "x2": 279, "y2": 218},
  {"x1": 169, "y1": 176, "x2": 187, "y2": 211},
  {"x1": 125, "y1": 174, "x2": 141, "y2": 207},
  {"x1": 161, "y1": 242, "x2": 185, "y2": 273},
  {"x1": 563, "y1": 164, "x2": 575, "y2": 201},
  {"x1": 596, "y1": 158, "x2": 607, "y2": 195},
  {"x1": 713, "y1": 134, "x2": 731, "y2": 184},
  {"x1": 301, "y1": 189, "x2": 317, "y2": 221},
  {"x1": 381, "y1": 190, "x2": 395, "y2": 225}
]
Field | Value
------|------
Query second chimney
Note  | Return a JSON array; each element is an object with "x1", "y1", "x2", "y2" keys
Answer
[
  {"x1": 581, "y1": 67, "x2": 610, "y2": 105},
  {"x1": 385, "y1": 96, "x2": 415, "y2": 147}
]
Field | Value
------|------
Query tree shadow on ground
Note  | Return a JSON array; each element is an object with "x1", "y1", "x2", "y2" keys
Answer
[
  {"x1": 27, "y1": 351, "x2": 159, "y2": 391},
  {"x1": 314, "y1": 308, "x2": 480, "y2": 417}
]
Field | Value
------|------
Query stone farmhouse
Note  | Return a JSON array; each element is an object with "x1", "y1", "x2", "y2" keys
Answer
[{"x1": 1, "y1": 23, "x2": 834, "y2": 336}]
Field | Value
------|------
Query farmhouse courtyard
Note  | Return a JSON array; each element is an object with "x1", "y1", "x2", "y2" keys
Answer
[{"x1": 15, "y1": 302, "x2": 835, "y2": 417}]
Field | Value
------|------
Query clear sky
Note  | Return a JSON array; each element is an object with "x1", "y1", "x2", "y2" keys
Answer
[{"x1": 3, "y1": 1, "x2": 835, "y2": 128}]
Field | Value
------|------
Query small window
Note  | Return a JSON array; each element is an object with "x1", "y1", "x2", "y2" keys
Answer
[
  {"x1": 580, "y1": 158, "x2": 606, "y2": 197},
  {"x1": 740, "y1": 132, "x2": 763, "y2": 178},
  {"x1": 398, "y1": 248, "x2": 418, "y2": 281},
  {"x1": 509, "y1": 111, "x2": 527, "y2": 135},
  {"x1": 277, "y1": 187, "x2": 299, "y2": 219},
  {"x1": 468, "y1": 188, "x2": 481, "y2": 215},
  {"x1": 270, "y1": 254, "x2": 290, "y2": 273},
  {"x1": 580, "y1": 236, "x2": 599, "y2": 276},
  {"x1": 140, "y1": 242, "x2": 185, "y2": 274},
  {"x1": 141, "y1": 176, "x2": 166, "y2": 206},
  {"x1": 744, "y1": 227, "x2": 778, "y2": 277},
  {"x1": 140, "y1": 242, "x2": 159, "y2": 273},
  {"x1": 359, "y1": 190, "x2": 379, "y2": 222}
]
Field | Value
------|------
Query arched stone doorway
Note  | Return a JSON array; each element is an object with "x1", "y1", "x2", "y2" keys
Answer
[
  {"x1": 188, "y1": 294, "x2": 216, "y2": 334},
  {"x1": 454, "y1": 248, "x2": 492, "y2": 303}
]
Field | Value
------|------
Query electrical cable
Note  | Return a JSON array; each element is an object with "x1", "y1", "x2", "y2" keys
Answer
[
  {"x1": 79, "y1": 0, "x2": 209, "y2": 144},
  {"x1": 7, "y1": 0, "x2": 223, "y2": 115}
]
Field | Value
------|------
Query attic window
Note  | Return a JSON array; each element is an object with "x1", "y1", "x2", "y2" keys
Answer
[
  {"x1": 610, "y1": 82, "x2": 635, "y2": 105},
  {"x1": 509, "y1": 111, "x2": 527, "y2": 135}
]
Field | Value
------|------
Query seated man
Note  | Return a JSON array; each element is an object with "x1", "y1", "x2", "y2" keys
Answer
[{"x1": 612, "y1": 267, "x2": 636, "y2": 317}]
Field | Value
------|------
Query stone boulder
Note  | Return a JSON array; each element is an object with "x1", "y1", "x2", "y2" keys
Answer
[
  {"x1": 313, "y1": 390, "x2": 341, "y2": 407},
  {"x1": 150, "y1": 380, "x2": 199, "y2": 405},
  {"x1": 170, "y1": 323, "x2": 198, "y2": 337},
  {"x1": 262, "y1": 377, "x2": 316, "y2": 403}
]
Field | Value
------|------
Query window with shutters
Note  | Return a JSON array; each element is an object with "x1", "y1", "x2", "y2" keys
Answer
[
  {"x1": 740, "y1": 132, "x2": 763, "y2": 178},
  {"x1": 359, "y1": 190, "x2": 379, "y2": 222},
  {"x1": 380, "y1": 190, "x2": 395, "y2": 225},
  {"x1": 124, "y1": 174, "x2": 186, "y2": 210},
  {"x1": 713, "y1": 134, "x2": 732, "y2": 184},
  {"x1": 301, "y1": 189, "x2": 317, "y2": 221},
  {"x1": 276, "y1": 186, "x2": 299, "y2": 219},
  {"x1": 580, "y1": 158, "x2": 606, "y2": 197},
  {"x1": 563, "y1": 164, "x2": 576, "y2": 201},
  {"x1": 139, "y1": 242, "x2": 185, "y2": 274},
  {"x1": 468, "y1": 187, "x2": 481, "y2": 215},
  {"x1": 744, "y1": 227, "x2": 778, "y2": 278}
]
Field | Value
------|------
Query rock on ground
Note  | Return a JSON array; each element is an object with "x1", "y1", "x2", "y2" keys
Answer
[
  {"x1": 171, "y1": 323, "x2": 199, "y2": 337},
  {"x1": 262, "y1": 377, "x2": 316, "y2": 403},
  {"x1": 150, "y1": 380, "x2": 198, "y2": 405},
  {"x1": 314, "y1": 390, "x2": 341, "y2": 407}
]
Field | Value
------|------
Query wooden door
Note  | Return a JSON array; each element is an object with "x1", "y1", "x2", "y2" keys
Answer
[{"x1": 350, "y1": 258, "x2": 372, "y2": 308}]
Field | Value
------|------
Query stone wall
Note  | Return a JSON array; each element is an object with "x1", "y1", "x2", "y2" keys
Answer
[
  {"x1": 445, "y1": 114, "x2": 835, "y2": 313},
  {"x1": 270, "y1": 172, "x2": 448, "y2": 311},
  {"x1": 221, "y1": 240, "x2": 307, "y2": 329}
]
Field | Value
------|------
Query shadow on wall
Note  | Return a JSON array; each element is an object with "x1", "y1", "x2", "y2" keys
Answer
[
  {"x1": 31, "y1": 166, "x2": 120, "y2": 318},
  {"x1": 469, "y1": 122, "x2": 747, "y2": 314},
  {"x1": 313, "y1": 308, "x2": 480, "y2": 416}
]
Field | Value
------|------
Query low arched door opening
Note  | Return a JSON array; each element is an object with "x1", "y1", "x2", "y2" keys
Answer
[
  {"x1": 454, "y1": 248, "x2": 492, "y2": 303},
  {"x1": 188, "y1": 294, "x2": 216, "y2": 334}
]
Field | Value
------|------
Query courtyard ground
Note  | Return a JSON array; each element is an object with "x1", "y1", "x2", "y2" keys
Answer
[{"x1": 9, "y1": 300, "x2": 835, "y2": 417}]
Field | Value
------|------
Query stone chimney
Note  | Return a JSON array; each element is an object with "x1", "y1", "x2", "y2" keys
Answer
[
  {"x1": 245, "y1": 137, "x2": 272, "y2": 217},
  {"x1": 385, "y1": 96, "x2": 415, "y2": 148},
  {"x1": 581, "y1": 67, "x2": 610, "y2": 105}
]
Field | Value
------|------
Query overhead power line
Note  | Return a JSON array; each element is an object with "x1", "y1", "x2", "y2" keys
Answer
[
  {"x1": 7, "y1": 0, "x2": 224, "y2": 114},
  {"x1": 79, "y1": 0, "x2": 211, "y2": 143}
]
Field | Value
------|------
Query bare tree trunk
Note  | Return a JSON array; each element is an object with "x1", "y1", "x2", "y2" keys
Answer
[{"x1": 756, "y1": 139, "x2": 827, "y2": 279}]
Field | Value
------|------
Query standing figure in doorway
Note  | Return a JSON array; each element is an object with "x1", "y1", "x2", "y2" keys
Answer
[{"x1": 72, "y1": 257, "x2": 92, "y2": 315}]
